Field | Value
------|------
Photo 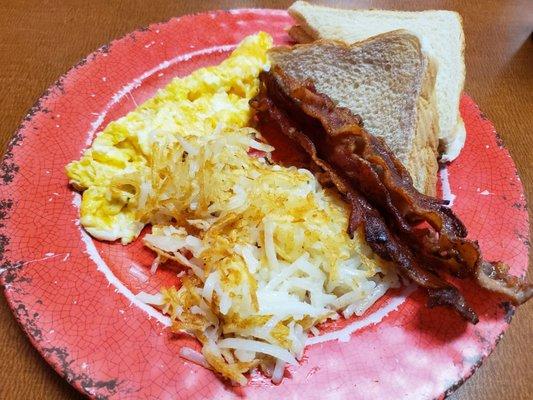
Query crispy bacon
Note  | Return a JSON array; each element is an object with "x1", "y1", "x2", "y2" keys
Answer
[{"x1": 250, "y1": 66, "x2": 532, "y2": 322}]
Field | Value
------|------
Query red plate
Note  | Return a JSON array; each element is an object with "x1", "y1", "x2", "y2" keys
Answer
[{"x1": 0, "y1": 9, "x2": 528, "y2": 400}]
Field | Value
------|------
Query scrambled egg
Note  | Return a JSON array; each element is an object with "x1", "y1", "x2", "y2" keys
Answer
[{"x1": 66, "y1": 32, "x2": 273, "y2": 243}]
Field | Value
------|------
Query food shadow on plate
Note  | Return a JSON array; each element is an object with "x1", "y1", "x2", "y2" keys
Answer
[{"x1": 407, "y1": 277, "x2": 510, "y2": 344}]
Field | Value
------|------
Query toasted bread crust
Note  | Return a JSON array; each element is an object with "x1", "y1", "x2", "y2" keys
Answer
[
  {"x1": 409, "y1": 56, "x2": 439, "y2": 196},
  {"x1": 288, "y1": 25, "x2": 315, "y2": 43}
]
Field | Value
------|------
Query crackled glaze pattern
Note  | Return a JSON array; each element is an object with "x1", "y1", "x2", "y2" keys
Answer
[{"x1": 0, "y1": 9, "x2": 528, "y2": 400}]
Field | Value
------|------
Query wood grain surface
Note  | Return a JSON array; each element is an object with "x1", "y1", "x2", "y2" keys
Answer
[{"x1": 0, "y1": 1, "x2": 531, "y2": 399}]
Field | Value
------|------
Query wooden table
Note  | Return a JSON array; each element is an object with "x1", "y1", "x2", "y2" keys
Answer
[{"x1": 0, "y1": 1, "x2": 531, "y2": 399}]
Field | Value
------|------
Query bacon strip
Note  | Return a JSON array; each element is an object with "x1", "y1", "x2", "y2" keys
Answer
[{"x1": 250, "y1": 66, "x2": 532, "y2": 322}]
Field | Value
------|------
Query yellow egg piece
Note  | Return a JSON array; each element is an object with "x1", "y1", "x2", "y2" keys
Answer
[{"x1": 66, "y1": 32, "x2": 273, "y2": 243}]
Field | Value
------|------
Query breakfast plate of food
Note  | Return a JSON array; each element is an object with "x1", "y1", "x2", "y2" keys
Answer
[{"x1": 0, "y1": 2, "x2": 530, "y2": 399}]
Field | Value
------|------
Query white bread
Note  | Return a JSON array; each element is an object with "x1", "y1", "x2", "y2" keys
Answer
[
  {"x1": 269, "y1": 31, "x2": 439, "y2": 195},
  {"x1": 288, "y1": 0, "x2": 466, "y2": 162}
]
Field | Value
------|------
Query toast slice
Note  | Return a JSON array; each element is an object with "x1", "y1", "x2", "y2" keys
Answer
[
  {"x1": 288, "y1": 1, "x2": 466, "y2": 162},
  {"x1": 269, "y1": 31, "x2": 439, "y2": 195}
]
